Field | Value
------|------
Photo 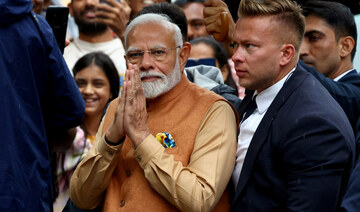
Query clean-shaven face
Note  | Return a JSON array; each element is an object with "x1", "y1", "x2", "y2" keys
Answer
[
  {"x1": 300, "y1": 15, "x2": 341, "y2": 78},
  {"x1": 232, "y1": 16, "x2": 284, "y2": 93},
  {"x1": 75, "y1": 64, "x2": 112, "y2": 117}
]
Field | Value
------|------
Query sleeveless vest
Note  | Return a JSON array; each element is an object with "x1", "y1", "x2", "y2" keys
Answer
[{"x1": 101, "y1": 74, "x2": 232, "y2": 211}]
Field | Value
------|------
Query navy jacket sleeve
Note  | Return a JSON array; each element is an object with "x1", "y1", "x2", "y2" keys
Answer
[
  {"x1": 299, "y1": 60, "x2": 360, "y2": 131},
  {"x1": 34, "y1": 13, "x2": 85, "y2": 130}
]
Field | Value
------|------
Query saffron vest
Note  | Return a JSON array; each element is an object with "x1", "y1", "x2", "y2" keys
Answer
[{"x1": 101, "y1": 74, "x2": 232, "y2": 211}]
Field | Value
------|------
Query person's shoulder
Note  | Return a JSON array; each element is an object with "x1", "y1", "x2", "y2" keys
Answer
[
  {"x1": 64, "y1": 39, "x2": 80, "y2": 54},
  {"x1": 31, "y1": 12, "x2": 52, "y2": 34},
  {"x1": 103, "y1": 38, "x2": 125, "y2": 53},
  {"x1": 342, "y1": 69, "x2": 360, "y2": 82}
]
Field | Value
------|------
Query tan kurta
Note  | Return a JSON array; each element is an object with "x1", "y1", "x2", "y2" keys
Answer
[{"x1": 70, "y1": 74, "x2": 238, "y2": 211}]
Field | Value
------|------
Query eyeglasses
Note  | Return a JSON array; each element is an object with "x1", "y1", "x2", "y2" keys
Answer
[{"x1": 126, "y1": 46, "x2": 181, "y2": 64}]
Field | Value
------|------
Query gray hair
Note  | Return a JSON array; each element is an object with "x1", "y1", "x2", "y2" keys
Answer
[{"x1": 124, "y1": 13, "x2": 183, "y2": 48}]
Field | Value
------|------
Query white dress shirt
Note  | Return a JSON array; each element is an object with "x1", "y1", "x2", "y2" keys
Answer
[
  {"x1": 333, "y1": 69, "x2": 354, "y2": 81},
  {"x1": 232, "y1": 67, "x2": 296, "y2": 189}
]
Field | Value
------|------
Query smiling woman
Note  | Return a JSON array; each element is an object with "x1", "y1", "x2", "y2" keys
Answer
[{"x1": 53, "y1": 52, "x2": 119, "y2": 212}]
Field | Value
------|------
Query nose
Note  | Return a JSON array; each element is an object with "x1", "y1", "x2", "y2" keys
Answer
[
  {"x1": 299, "y1": 40, "x2": 309, "y2": 58},
  {"x1": 83, "y1": 83, "x2": 94, "y2": 95},
  {"x1": 231, "y1": 47, "x2": 245, "y2": 64},
  {"x1": 85, "y1": 0, "x2": 97, "y2": 7},
  {"x1": 187, "y1": 25, "x2": 194, "y2": 41},
  {"x1": 139, "y1": 52, "x2": 155, "y2": 72}
]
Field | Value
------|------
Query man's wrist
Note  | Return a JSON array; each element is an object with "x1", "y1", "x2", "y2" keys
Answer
[{"x1": 104, "y1": 135, "x2": 125, "y2": 146}]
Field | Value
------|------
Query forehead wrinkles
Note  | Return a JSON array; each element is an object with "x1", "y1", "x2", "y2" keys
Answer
[
  {"x1": 126, "y1": 23, "x2": 176, "y2": 49},
  {"x1": 127, "y1": 44, "x2": 168, "y2": 52}
]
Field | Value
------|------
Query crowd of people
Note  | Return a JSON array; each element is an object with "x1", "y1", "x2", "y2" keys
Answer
[{"x1": 1, "y1": 0, "x2": 360, "y2": 211}]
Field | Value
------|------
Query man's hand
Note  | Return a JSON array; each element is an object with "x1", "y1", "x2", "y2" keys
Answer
[
  {"x1": 96, "y1": 0, "x2": 131, "y2": 42},
  {"x1": 105, "y1": 72, "x2": 127, "y2": 144},
  {"x1": 123, "y1": 64, "x2": 150, "y2": 148},
  {"x1": 203, "y1": 0, "x2": 235, "y2": 43}
]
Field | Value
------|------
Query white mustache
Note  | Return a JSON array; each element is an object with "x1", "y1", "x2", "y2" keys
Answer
[{"x1": 140, "y1": 71, "x2": 166, "y2": 79}]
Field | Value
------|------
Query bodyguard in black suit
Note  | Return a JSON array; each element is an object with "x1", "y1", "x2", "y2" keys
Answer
[
  {"x1": 300, "y1": 61, "x2": 360, "y2": 133},
  {"x1": 300, "y1": 1, "x2": 360, "y2": 134},
  {"x1": 342, "y1": 119, "x2": 360, "y2": 211},
  {"x1": 231, "y1": 0, "x2": 355, "y2": 211}
]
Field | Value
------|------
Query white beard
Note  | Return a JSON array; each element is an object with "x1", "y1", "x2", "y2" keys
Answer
[{"x1": 141, "y1": 55, "x2": 181, "y2": 99}]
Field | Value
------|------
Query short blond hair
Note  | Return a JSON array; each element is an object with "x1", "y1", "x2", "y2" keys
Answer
[{"x1": 238, "y1": 0, "x2": 305, "y2": 52}]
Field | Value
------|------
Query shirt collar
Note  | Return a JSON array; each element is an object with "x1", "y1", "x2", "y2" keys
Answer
[
  {"x1": 253, "y1": 66, "x2": 296, "y2": 114},
  {"x1": 334, "y1": 69, "x2": 354, "y2": 81}
]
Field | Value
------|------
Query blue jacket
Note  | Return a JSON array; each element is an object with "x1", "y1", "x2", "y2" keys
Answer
[
  {"x1": 232, "y1": 65, "x2": 355, "y2": 211},
  {"x1": 299, "y1": 60, "x2": 360, "y2": 134},
  {"x1": 0, "y1": 0, "x2": 85, "y2": 211}
]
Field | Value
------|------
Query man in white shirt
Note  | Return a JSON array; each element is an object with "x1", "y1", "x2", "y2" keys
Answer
[
  {"x1": 65, "y1": 0, "x2": 130, "y2": 77},
  {"x1": 299, "y1": 1, "x2": 360, "y2": 133},
  {"x1": 230, "y1": 0, "x2": 355, "y2": 211}
]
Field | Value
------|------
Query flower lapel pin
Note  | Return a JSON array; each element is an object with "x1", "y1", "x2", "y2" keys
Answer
[{"x1": 156, "y1": 132, "x2": 176, "y2": 148}]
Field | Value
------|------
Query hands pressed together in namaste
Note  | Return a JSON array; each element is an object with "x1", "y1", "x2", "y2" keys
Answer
[{"x1": 105, "y1": 64, "x2": 150, "y2": 147}]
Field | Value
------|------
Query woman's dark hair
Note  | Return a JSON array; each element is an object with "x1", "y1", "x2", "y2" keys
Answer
[
  {"x1": 73, "y1": 51, "x2": 120, "y2": 100},
  {"x1": 190, "y1": 36, "x2": 238, "y2": 92},
  {"x1": 51, "y1": 52, "x2": 120, "y2": 201},
  {"x1": 190, "y1": 36, "x2": 229, "y2": 68}
]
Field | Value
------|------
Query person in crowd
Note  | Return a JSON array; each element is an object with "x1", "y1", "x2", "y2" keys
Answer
[
  {"x1": 189, "y1": 36, "x2": 238, "y2": 91},
  {"x1": 203, "y1": 0, "x2": 236, "y2": 52},
  {"x1": 32, "y1": 0, "x2": 44, "y2": 14},
  {"x1": 0, "y1": 0, "x2": 85, "y2": 210},
  {"x1": 135, "y1": 2, "x2": 242, "y2": 113},
  {"x1": 231, "y1": 0, "x2": 355, "y2": 211},
  {"x1": 342, "y1": 119, "x2": 360, "y2": 211},
  {"x1": 70, "y1": 13, "x2": 238, "y2": 211},
  {"x1": 203, "y1": 0, "x2": 245, "y2": 98},
  {"x1": 128, "y1": 0, "x2": 170, "y2": 19},
  {"x1": 64, "y1": 0, "x2": 130, "y2": 76},
  {"x1": 53, "y1": 52, "x2": 119, "y2": 212},
  {"x1": 299, "y1": 1, "x2": 360, "y2": 134},
  {"x1": 174, "y1": 0, "x2": 209, "y2": 41}
]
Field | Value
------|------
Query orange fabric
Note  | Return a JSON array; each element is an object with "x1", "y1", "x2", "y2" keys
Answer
[{"x1": 101, "y1": 74, "x2": 232, "y2": 211}]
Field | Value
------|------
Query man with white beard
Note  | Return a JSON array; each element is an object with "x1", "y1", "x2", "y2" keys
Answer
[{"x1": 69, "y1": 13, "x2": 238, "y2": 212}]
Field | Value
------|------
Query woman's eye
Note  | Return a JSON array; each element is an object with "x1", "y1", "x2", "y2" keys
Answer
[{"x1": 76, "y1": 81, "x2": 86, "y2": 87}]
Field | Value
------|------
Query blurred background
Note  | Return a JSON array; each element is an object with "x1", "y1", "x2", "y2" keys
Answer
[{"x1": 56, "y1": 0, "x2": 360, "y2": 71}]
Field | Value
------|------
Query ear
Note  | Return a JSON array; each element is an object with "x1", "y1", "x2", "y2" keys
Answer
[
  {"x1": 339, "y1": 36, "x2": 355, "y2": 58},
  {"x1": 179, "y1": 42, "x2": 191, "y2": 73},
  {"x1": 279, "y1": 44, "x2": 295, "y2": 66},
  {"x1": 68, "y1": 3, "x2": 74, "y2": 17}
]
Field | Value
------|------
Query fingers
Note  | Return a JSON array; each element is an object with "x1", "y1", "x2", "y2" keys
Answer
[
  {"x1": 203, "y1": 12, "x2": 221, "y2": 26},
  {"x1": 204, "y1": 0, "x2": 223, "y2": 7},
  {"x1": 95, "y1": 0, "x2": 130, "y2": 38},
  {"x1": 65, "y1": 39, "x2": 71, "y2": 47},
  {"x1": 123, "y1": 65, "x2": 149, "y2": 146},
  {"x1": 213, "y1": 12, "x2": 229, "y2": 42}
]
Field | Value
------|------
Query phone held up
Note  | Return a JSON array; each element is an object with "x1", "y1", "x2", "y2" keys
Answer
[{"x1": 46, "y1": 6, "x2": 69, "y2": 55}]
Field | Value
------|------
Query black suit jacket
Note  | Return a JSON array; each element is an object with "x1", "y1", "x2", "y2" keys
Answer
[
  {"x1": 341, "y1": 118, "x2": 360, "y2": 212},
  {"x1": 231, "y1": 65, "x2": 355, "y2": 212},
  {"x1": 299, "y1": 60, "x2": 360, "y2": 133}
]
